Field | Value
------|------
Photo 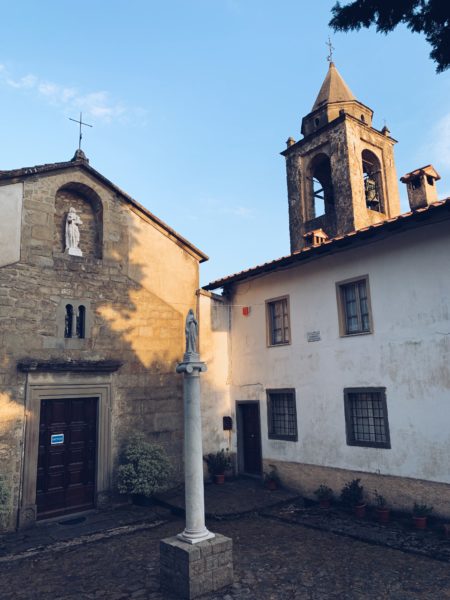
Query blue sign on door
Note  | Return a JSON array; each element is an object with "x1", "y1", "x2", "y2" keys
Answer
[{"x1": 51, "y1": 433, "x2": 64, "y2": 445}]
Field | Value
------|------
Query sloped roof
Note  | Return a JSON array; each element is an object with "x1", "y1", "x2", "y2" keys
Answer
[
  {"x1": 203, "y1": 199, "x2": 450, "y2": 291},
  {"x1": 312, "y1": 62, "x2": 355, "y2": 110},
  {"x1": 0, "y1": 154, "x2": 208, "y2": 263}
]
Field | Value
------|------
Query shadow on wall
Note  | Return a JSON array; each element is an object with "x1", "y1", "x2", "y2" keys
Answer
[{"x1": 0, "y1": 176, "x2": 217, "y2": 529}]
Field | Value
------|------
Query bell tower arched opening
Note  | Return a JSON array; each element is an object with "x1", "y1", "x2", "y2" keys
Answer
[
  {"x1": 309, "y1": 153, "x2": 334, "y2": 219},
  {"x1": 362, "y1": 150, "x2": 384, "y2": 213}
]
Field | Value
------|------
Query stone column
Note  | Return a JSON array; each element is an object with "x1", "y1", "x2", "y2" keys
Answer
[
  {"x1": 160, "y1": 310, "x2": 233, "y2": 599},
  {"x1": 176, "y1": 353, "x2": 214, "y2": 544}
]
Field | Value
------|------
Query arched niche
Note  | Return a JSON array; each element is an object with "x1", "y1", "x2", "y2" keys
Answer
[
  {"x1": 54, "y1": 182, "x2": 103, "y2": 258},
  {"x1": 362, "y1": 149, "x2": 384, "y2": 213},
  {"x1": 308, "y1": 153, "x2": 334, "y2": 219}
]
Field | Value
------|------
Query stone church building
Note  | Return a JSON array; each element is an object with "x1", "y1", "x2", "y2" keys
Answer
[
  {"x1": 0, "y1": 150, "x2": 207, "y2": 529},
  {"x1": 202, "y1": 63, "x2": 450, "y2": 517}
]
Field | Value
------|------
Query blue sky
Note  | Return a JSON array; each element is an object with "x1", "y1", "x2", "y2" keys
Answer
[{"x1": 1, "y1": 1, "x2": 449, "y2": 285}]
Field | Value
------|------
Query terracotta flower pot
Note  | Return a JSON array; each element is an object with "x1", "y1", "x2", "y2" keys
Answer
[
  {"x1": 214, "y1": 474, "x2": 225, "y2": 485},
  {"x1": 319, "y1": 499, "x2": 331, "y2": 509},
  {"x1": 413, "y1": 515, "x2": 427, "y2": 529},
  {"x1": 376, "y1": 507, "x2": 390, "y2": 523},
  {"x1": 354, "y1": 503, "x2": 366, "y2": 518}
]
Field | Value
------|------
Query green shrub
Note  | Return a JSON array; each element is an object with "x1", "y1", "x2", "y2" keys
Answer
[
  {"x1": 340, "y1": 478, "x2": 364, "y2": 506},
  {"x1": 314, "y1": 484, "x2": 333, "y2": 501},
  {"x1": 203, "y1": 449, "x2": 232, "y2": 476},
  {"x1": 0, "y1": 475, "x2": 10, "y2": 527},
  {"x1": 413, "y1": 502, "x2": 433, "y2": 517},
  {"x1": 116, "y1": 433, "x2": 172, "y2": 498}
]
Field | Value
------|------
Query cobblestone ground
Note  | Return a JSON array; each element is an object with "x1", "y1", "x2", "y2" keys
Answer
[{"x1": 1, "y1": 515, "x2": 449, "y2": 600}]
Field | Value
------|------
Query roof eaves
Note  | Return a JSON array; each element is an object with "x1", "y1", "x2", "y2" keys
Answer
[{"x1": 203, "y1": 199, "x2": 450, "y2": 290}]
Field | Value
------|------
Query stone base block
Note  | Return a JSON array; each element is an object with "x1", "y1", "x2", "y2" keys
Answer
[{"x1": 160, "y1": 533, "x2": 233, "y2": 599}]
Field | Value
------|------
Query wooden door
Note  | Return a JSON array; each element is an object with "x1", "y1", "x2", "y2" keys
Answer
[
  {"x1": 36, "y1": 397, "x2": 98, "y2": 519},
  {"x1": 240, "y1": 403, "x2": 262, "y2": 475}
]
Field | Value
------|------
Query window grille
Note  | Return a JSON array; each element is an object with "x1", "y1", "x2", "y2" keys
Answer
[
  {"x1": 267, "y1": 390, "x2": 298, "y2": 441},
  {"x1": 267, "y1": 298, "x2": 290, "y2": 345},
  {"x1": 340, "y1": 279, "x2": 371, "y2": 335},
  {"x1": 344, "y1": 388, "x2": 390, "y2": 449}
]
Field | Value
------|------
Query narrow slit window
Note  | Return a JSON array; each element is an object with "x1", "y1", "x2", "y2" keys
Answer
[
  {"x1": 64, "y1": 304, "x2": 73, "y2": 338},
  {"x1": 77, "y1": 305, "x2": 86, "y2": 339}
]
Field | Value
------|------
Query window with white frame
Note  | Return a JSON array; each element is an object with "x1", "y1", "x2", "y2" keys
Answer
[
  {"x1": 344, "y1": 388, "x2": 390, "y2": 449},
  {"x1": 267, "y1": 389, "x2": 298, "y2": 441}
]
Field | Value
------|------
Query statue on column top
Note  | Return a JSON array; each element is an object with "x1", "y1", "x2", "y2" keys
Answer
[
  {"x1": 65, "y1": 207, "x2": 83, "y2": 256},
  {"x1": 185, "y1": 309, "x2": 198, "y2": 355}
]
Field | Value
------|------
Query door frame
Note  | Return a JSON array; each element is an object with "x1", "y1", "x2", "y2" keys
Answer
[
  {"x1": 19, "y1": 376, "x2": 112, "y2": 528},
  {"x1": 236, "y1": 400, "x2": 263, "y2": 477}
]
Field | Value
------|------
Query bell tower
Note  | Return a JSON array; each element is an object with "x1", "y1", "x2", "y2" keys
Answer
[{"x1": 282, "y1": 62, "x2": 401, "y2": 253}]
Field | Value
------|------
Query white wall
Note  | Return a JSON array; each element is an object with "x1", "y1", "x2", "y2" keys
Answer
[
  {"x1": 0, "y1": 183, "x2": 23, "y2": 267},
  {"x1": 227, "y1": 220, "x2": 450, "y2": 484},
  {"x1": 198, "y1": 290, "x2": 232, "y2": 454}
]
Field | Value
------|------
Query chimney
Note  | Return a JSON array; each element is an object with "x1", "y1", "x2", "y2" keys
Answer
[
  {"x1": 400, "y1": 164, "x2": 440, "y2": 210},
  {"x1": 303, "y1": 228, "x2": 329, "y2": 248}
]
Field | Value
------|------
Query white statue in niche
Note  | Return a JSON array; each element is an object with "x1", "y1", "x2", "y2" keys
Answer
[{"x1": 65, "y1": 207, "x2": 83, "y2": 256}]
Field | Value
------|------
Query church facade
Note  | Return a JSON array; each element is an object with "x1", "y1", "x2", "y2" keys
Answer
[
  {"x1": 0, "y1": 150, "x2": 206, "y2": 529},
  {"x1": 202, "y1": 63, "x2": 450, "y2": 516}
]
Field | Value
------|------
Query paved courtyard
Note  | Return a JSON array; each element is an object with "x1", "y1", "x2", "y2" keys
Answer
[{"x1": 1, "y1": 513, "x2": 450, "y2": 599}]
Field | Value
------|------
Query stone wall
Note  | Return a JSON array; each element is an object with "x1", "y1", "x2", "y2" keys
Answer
[{"x1": 0, "y1": 166, "x2": 201, "y2": 529}]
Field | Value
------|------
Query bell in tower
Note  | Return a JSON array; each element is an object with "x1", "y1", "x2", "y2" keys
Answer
[{"x1": 282, "y1": 61, "x2": 401, "y2": 253}]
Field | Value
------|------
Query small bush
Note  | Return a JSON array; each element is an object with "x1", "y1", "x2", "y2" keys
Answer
[
  {"x1": 116, "y1": 433, "x2": 172, "y2": 498},
  {"x1": 314, "y1": 484, "x2": 333, "y2": 501},
  {"x1": 203, "y1": 449, "x2": 232, "y2": 476},
  {"x1": 373, "y1": 489, "x2": 387, "y2": 507},
  {"x1": 340, "y1": 478, "x2": 364, "y2": 506},
  {"x1": 413, "y1": 502, "x2": 433, "y2": 517},
  {"x1": 0, "y1": 475, "x2": 10, "y2": 528}
]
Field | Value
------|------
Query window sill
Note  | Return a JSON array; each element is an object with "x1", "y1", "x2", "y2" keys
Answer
[
  {"x1": 267, "y1": 341, "x2": 291, "y2": 348},
  {"x1": 340, "y1": 330, "x2": 372, "y2": 338},
  {"x1": 268, "y1": 435, "x2": 298, "y2": 442}
]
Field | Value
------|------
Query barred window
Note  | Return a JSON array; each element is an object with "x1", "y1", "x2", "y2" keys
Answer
[
  {"x1": 344, "y1": 388, "x2": 390, "y2": 449},
  {"x1": 267, "y1": 389, "x2": 298, "y2": 441},
  {"x1": 267, "y1": 297, "x2": 290, "y2": 346},
  {"x1": 337, "y1": 277, "x2": 372, "y2": 335}
]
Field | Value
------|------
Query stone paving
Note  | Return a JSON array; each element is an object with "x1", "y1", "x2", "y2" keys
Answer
[
  {"x1": 1, "y1": 515, "x2": 450, "y2": 599},
  {"x1": 1, "y1": 480, "x2": 450, "y2": 599}
]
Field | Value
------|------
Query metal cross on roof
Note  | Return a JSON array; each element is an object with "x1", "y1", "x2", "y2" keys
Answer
[
  {"x1": 69, "y1": 112, "x2": 93, "y2": 150},
  {"x1": 326, "y1": 36, "x2": 335, "y2": 63}
]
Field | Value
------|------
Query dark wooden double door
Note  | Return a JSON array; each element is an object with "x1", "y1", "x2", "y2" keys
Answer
[{"x1": 36, "y1": 397, "x2": 98, "y2": 519}]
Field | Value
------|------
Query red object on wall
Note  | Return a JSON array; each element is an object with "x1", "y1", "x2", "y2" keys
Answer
[{"x1": 242, "y1": 307, "x2": 250, "y2": 316}]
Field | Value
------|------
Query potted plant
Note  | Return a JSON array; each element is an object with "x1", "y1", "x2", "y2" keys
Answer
[
  {"x1": 412, "y1": 502, "x2": 433, "y2": 530},
  {"x1": 116, "y1": 433, "x2": 172, "y2": 505},
  {"x1": 204, "y1": 449, "x2": 232, "y2": 484},
  {"x1": 374, "y1": 489, "x2": 390, "y2": 523},
  {"x1": 314, "y1": 484, "x2": 333, "y2": 509},
  {"x1": 264, "y1": 465, "x2": 280, "y2": 491},
  {"x1": 0, "y1": 475, "x2": 10, "y2": 530},
  {"x1": 340, "y1": 478, "x2": 366, "y2": 517}
]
